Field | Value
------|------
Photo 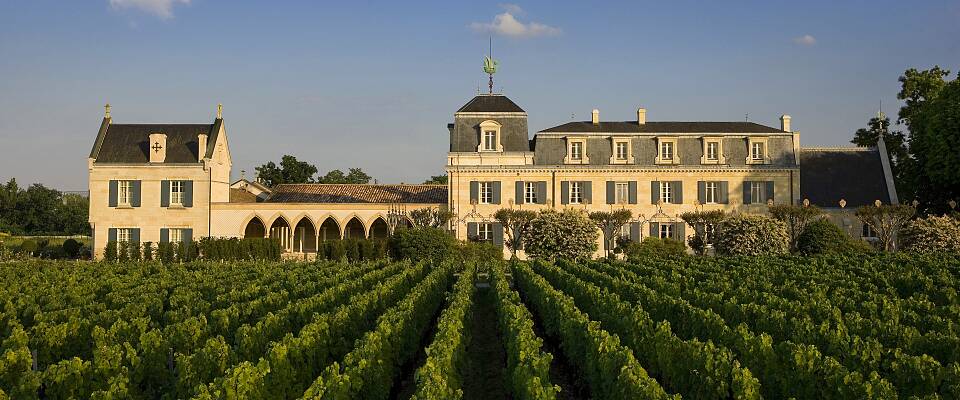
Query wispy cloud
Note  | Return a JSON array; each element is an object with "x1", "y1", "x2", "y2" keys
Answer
[
  {"x1": 470, "y1": 5, "x2": 560, "y2": 38},
  {"x1": 793, "y1": 34, "x2": 816, "y2": 46},
  {"x1": 108, "y1": 0, "x2": 191, "y2": 20}
]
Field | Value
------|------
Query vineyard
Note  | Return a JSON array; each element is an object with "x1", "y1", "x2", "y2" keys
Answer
[{"x1": 1, "y1": 254, "x2": 959, "y2": 399}]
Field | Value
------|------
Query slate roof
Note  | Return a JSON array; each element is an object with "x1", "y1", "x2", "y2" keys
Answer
[
  {"x1": 90, "y1": 119, "x2": 220, "y2": 163},
  {"x1": 266, "y1": 184, "x2": 448, "y2": 204},
  {"x1": 540, "y1": 121, "x2": 787, "y2": 134},
  {"x1": 800, "y1": 147, "x2": 892, "y2": 208},
  {"x1": 456, "y1": 94, "x2": 525, "y2": 113}
]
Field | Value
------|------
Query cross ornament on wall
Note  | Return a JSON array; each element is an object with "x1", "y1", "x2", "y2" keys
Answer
[{"x1": 152, "y1": 142, "x2": 163, "y2": 153}]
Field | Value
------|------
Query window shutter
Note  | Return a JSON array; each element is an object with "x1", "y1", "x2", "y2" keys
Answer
[
  {"x1": 697, "y1": 181, "x2": 706, "y2": 204},
  {"x1": 160, "y1": 228, "x2": 169, "y2": 243},
  {"x1": 606, "y1": 181, "x2": 615, "y2": 204},
  {"x1": 583, "y1": 181, "x2": 592, "y2": 204},
  {"x1": 183, "y1": 228, "x2": 193, "y2": 243},
  {"x1": 161, "y1": 181, "x2": 170, "y2": 207},
  {"x1": 184, "y1": 181, "x2": 194, "y2": 208},
  {"x1": 108, "y1": 228, "x2": 118, "y2": 242},
  {"x1": 469, "y1": 181, "x2": 479, "y2": 204},
  {"x1": 743, "y1": 181, "x2": 752, "y2": 205},
  {"x1": 536, "y1": 181, "x2": 547, "y2": 204},
  {"x1": 561, "y1": 181, "x2": 569, "y2": 204},
  {"x1": 491, "y1": 181, "x2": 501, "y2": 204},
  {"x1": 674, "y1": 222, "x2": 686, "y2": 241},
  {"x1": 719, "y1": 181, "x2": 729, "y2": 204},
  {"x1": 765, "y1": 181, "x2": 775, "y2": 203},
  {"x1": 109, "y1": 180, "x2": 118, "y2": 207},
  {"x1": 131, "y1": 180, "x2": 142, "y2": 207},
  {"x1": 651, "y1": 181, "x2": 659, "y2": 204},
  {"x1": 672, "y1": 181, "x2": 683, "y2": 204},
  {"x1": 630, "y1": 222, "x2": 641, "y2": 242},
  {"x1": 515, "y1": 181, "x2": 524, "y2": 204},
  {"x1": 467, "y1": 222, "x2": 478, "y2": 239},
  {"x1": 628, "y1": 181, "x2": 638, "y2": 204},
  {"x1": 492, "y1": 222, "x2": 504, "y2": 247},
  {"x1": 649, "y1": 222, "x2": 659, "y2": 238},
  {"x1": 131, "y1": 228, "x2": 140, "y2": 244}
]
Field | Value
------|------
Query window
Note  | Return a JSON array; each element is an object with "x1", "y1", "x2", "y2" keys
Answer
[
  {"x1": 659, "y1": 224, "x2": 673, "y2": 239},
  {"x1": 478, "y1": 223, "x2": 493, "y2": 241},
  {"x1": 659, "y1": 181, "x2": 673, "y2": 204},
  {"x1": 169, "y1": 228, "x2": 183, "y2": 243},
  {"x1": 170, "y1": 181, "x2": 184, "y2": 206},
  {"x1": 483, "y1": 131, "x2": 497, "y2": 151},
  {"x1": 479, "y1": 182, "x2": 493, "y2": 204},
  {"x1": 569, "y1": 182, "x2": 583, "y2": 204},
  {"x1": 615, "y1": 182, "x2": 629, "y2": 204},
  {"x1": 524, "y1": 182, "x2": 537, "y2": 204},
  {"x1": 750, "y1": 181, "x2": 764, "y2": 203},
  {"x1": 615, "y1": 142, "x2": 628, "y2": 160},
  {"x1": 751, "y1": 142, "x2": 764, "y2": 161},
  {"x1": 571, "y1": 142, "x2": 583, "y2": 161},
  {"x1": 619, "y1": 224, "x2": 631, "y2": 240},
  {"x1": 117, "y1": 228, "x2": 131, "y2": 243},
  {"x1": 660, "y1": 142, "x2": 674, "y2": 161},
  {"x1": 118, "y1": 180, "x2": 132, "y2": 206},
  {"x1": 862, "y1": 223, "x2": 877, "y2": 238},
  {"x1": 706, "y1": 142, "x2": 719, "y2": 161},
  {"x1": 705, "y1": 182, "x2": 719, "y2": 204}
]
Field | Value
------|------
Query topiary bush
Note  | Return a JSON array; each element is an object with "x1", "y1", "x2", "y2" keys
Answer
[
  {"x1": 522, "y1": 209, "x2": 599, "y2": 261},
  {"x1": 714, "y1": 214, "x2": 789, "y2": 256},
  {"x1": 797, "y1": 219, "x2": 866, "y2": 255},
  {"x1": 389, "y1": 227, "x2": 457, "y2": 264},
  {"x1": 623, "y1": 237, "x2": 687, "y2": 259},
  {"x1": 19, "y1": 239, "x2": 38, "y2": 257},
  {"x1": 901, "y1": 215, "x2": 960, "y2": 254},
  {"x1": 62, "y1": 239, "x2": 81, "y2": 259},
  {"x1": 104, "y1": 241, "x2": 118, "y2": 262}
]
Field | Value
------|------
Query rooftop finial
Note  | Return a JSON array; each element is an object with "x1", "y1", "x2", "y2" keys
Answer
[
  {"x1": 217, "y1": 103, "x2": 223, "y2": 119},
  {"x1": 483, "y1": 37, "x2": 499, "y2": 94},
  {"x1": 104, "y1": 103, "x2": 111, "y2": 118}
]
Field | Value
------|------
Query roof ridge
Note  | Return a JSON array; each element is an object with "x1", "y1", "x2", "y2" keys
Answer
[{"x1": 801, "y1": 146, "x2": 877, "y2": 152}]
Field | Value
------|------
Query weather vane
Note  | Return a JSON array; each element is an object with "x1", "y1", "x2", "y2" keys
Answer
[{"x1": 483, "y1": 37, "x2": 499, "y2": 94}]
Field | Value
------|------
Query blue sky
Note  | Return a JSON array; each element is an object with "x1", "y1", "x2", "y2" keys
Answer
[{"x1": 1, "y1": 1, "x2": 958, "y2": 191}]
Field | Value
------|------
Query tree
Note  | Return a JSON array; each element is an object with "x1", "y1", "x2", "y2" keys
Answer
[
  {"x1": 318, "y1": 168, "x2": 372, "y2": 184},
  {"x1": 768, "y1": 204, "x2": 823, "y2": 252},
  {"x1": 408, "y1": 208, "x2": 455, "y2": 229},
  {"x1": 898, "y1": 66, "x2": 951, "y2": 129},
  {"x1": 423, "y1": 175, "x2": 448, "y2": 185},
  {"x1": 852, "y1": 114, "x2": 908, "y2": 176},
  {"x1": 493, "y1": 208, "x2": 537, "y2": 259},
  {"x1": 0, "y1": 179, "x2": 89, "y2": 236},
  {"x1": 588, "y1": 210, "x2": 633, "y2": 258},
  {"x1": 680, "y1": 210, "x2": 725, "y2": 255},
  {"x1": 255, "y1": 155, "x2": 318, "y2": 187},
  {"x1": 523, "y1": 209, "x2": 598, "y2": 261},
  {"x1": 907, "y1": 78, "x2": 960, "y2": 214},
  {"x1": 714, "y1": 214, "x2": 790, "y2": 256},
  {"x1": 855, "y1": 203, "x2": 915, "y2": 252}
]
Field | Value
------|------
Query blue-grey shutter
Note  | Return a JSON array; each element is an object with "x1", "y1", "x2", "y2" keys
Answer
[
  {"x1": 561, "y1": 181, "x2": 569, "y2": 204},
  {"x1": 160, "y1": 181, "x2": 170, "y2": 207},
  {"x1": 536, "y1": 181, "x2": 547, "y2": 204},
  {"x1": 675, "y1": 222, "x2": 686, "y2": 241},
  {"x1": 131, "y1": 180, "x2": 142, "y2": 207},
  {"x1": 583, "y1": 181, "x2": 592, "y2": 204},
  {"x1": 160, "y1": 228, "x2": 169, "y2": 243},
  {"x1": 743, "y1": 182, "x2": 752, "y2": 205},
  {"x1": 719, "y1": 181, "x2": 729, "y2": 204},
  {"x1": 491, "y1": 181, "x2": 501, "y2": 204},
  {"x1": 492, "y1": 223, "x2": 503, "y2": 247},
  {"x1": 651, "y1": 181, "x2": 659, "y2": 204},
  {"x1": 183, "y1": 228, "x2": 193, "y2": 243},
  {"x1": 131, "y1": 228, "x2": 140, "y2": 244},
  {"x1": 108, "y1": 228, "x2": 118, "y2": 242},
  {"x1": 183, "y1": 181, "x2": 194, "y2": 208},
  {"x1": 672, "y1": 181, "x2": 683, "y2": 204},
  {"x1": 467, "y1": 222, "x2": 478, "y2": 239},
  {"x1": 515, "y1": 181, "x2": 524, "y2": 204},
  {"x1": 649, "y1": 222, "x2": 659, "y2": 238},
  {"x1": 630, "y1": 222, "x2": 641, "y2": 242},
  {"x1": 108, "y1": 181, "x2": 118, "y2": 207},
  {"x1": 697, "y1": 181, "x2": 706, "y2": 204},
  {"x1": 606, "y1": 181, "x2": 615, "y2": 204},
  {"x1": 765, "y1": 181, "x2": 775, "y2": 203},
  {"x1": 469, "y1": 181, "x2": 479, "y2": 204},
  {"x1": 628, "y1": 181, "x2": 638, "y2": 204}
]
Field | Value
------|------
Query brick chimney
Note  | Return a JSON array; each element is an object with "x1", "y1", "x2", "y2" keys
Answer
[
  {"x1": 780, "y1": 115, "x2": 791, "y2": 132},
  {"x1": 198, "y1": 133, "x2": 208, "y2": 161},
  {"x1": 638, "y1": 108, "x2": 647, "y2": 125},
  {"x1": 148, "y1": 133, "x2": 167, "y2": 163},
  {"x1": 591, "y1": 109, "x2": 600, "y2": 124}
]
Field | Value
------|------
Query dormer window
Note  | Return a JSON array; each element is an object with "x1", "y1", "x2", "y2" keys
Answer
[
  {"x1": 751, "y1": 142, "x2": 764, "y2": 160},
  {"x1": 746, "y1": 138, "x2": 769, "y2": 164},
  {"x1": 571, "y1": 142, "x2": 583, "y2": 160},
  {"x1": 483, "y1": 131, "x2": 497, "y2": 151},
  {"x1": 477, "y1": 120, "x2": 503, "y2": 152},
  {"x1": 655, "y1": 137, "x2": 680, "y2": 165},
  {"x1": 564, "y1": 137, "x2": 589, "y2": 164},
  {"x1": 661, "y1": 142, "x2": 673, "y2": 161},
  {"x1": 707, "y1": 142, "x2": 718, "y2": 160},
  {"x1": 701, "y1": 137, "x2": 726, "y2": 164},
  {"x1": 609, "y1": 137, "x2": 633, "y2": 164}
]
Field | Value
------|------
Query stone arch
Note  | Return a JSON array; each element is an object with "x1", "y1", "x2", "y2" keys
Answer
[
  {"x1": 343, "y1": 215, "x2": 366, "y2": 239},
  {"x1": 293, "y1": 216, "x2": 317, "y2": 253},
  {"x1": 242, "y1": 214, "x2": 267, "y2": 238},
  {"x1": 317, "y1": 216, "x2": 342, "y2": 241},
  {"x1": 269, "y1": 215, "x2": 293, "y2": 250},
  {"x1": 368, "y1": 216, "x2": 390, "y2": 239}
]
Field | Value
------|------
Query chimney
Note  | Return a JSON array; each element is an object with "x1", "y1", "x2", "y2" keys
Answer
[
  {"x1": 148, "y1": 133, "x2": 167, "y2": 163},
  {"x1": 198, "y1": 133, "x2": 208, "y2": 161},
  {"x1": 637, "y1": 107, "x2": 647, "y2": 125},
  {"x1": 780, "y1": 114, "x2": 792, "y2": 132},
  {"x1": 591, "y1": 109, "x2": 600, "y2": 124}
]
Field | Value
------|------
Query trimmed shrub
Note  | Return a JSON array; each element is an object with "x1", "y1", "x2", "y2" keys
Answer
[
  {"x1": 389, "y1": 227, "x2": 457, "y2": 264},
  {"x1": 797, "y1": 219, "x2": 865, "y2": 255},
  {"x1": 62, "y1": 239, "x2": 81, "y2": 258},
  {"x1": 19, "y1": 239, "x2": 39, "y2": 256},
  {"x1": 104, "y1": 241, "x2": 118, "y2": 262},
  {"x1": 714, "y1": 214, "x2": 789, "y2": 256},
  {"x1": 902, "y1": 215, "x2": 960, "y2": 254},
  {"x1": 623, "y1": 237, "x2": 687, "y2": 259},
  {"x1": 523, "y1": 209, "x2": 599, "y2": 261},
  {"x1": 345, "y1": 239, "x2": 360, "y2": 262},
  {"x1": 118, "y1": 241, "x2": 129, "y2": 262},
  {"x1": 328, "y1": 240, "x2": 346, "y2": 260},
  {"x1": 196, "y1": 237, "x2": 282, "y2": 261},
  {"x1": 142, "y1": 242, "x2": 154, "y2": 261},
  {"x1": 128, "y1": 242, "x2": 141, "y2": 261},
  {"x1": 157, "y1": 242, "x2": 174, "y2": 263},
  {"x1": 455, "y1": 240, "x2": 503, "y2": 265}
]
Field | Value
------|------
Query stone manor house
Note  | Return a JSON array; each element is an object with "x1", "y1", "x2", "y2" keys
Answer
[{"x1": 87, "y1": 94, "x2": 898, "y2": 259}]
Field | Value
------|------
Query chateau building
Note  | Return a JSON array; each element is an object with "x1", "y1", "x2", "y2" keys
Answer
[{"x1": 88, "y1": 93, "x2": 897, "y2": 259}]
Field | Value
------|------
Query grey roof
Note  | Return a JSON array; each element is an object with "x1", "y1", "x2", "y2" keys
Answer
[
  {"x1": 456, "y1": 94, "x2": 525, "y2": 113},
  {"x1": 540, "y1": 121, "x2": 786, "y2": 134},
  {"x1": 266, "y1": 184, "x2": 447, "y2": 204},
  {"x1": 800, "y1": 148, "x2": 891, "y2": 208},
  {"x1": 91, "y1": 120, "x2": 219, "y2": 163}
]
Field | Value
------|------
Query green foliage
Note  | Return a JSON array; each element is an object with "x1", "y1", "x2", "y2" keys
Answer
[
  {"x1": 680, "y1": 210, "x2": 725, "y2": 255},
  {"x1": 317, "y1": 167, "x2": 373, "y2": 184},
  {"x1": 453, "y1": 240, "x2": 503, "y2": 265},
  {"x1": 852, "y1": 115, "x2": 908, "y2": 178},
  {"x1": 523, "y1": 209, "x2": 599, "y2": 261},
  {"x1": 901, "y1": 215, "x2": 960, "y2": 254},
  {"x1": 0, "y1": 179, "x2": 90, "y2": 236},
  {"x1": 196, "y1": 237, "x2": 282, "y2": 261},
  {"x1": 104, "y1": 240, "x2": 118, "y2": 262},
  {"x1": 117, "y1": 241, "x2": 129, "y2": 262},
  {"x1": 855, "y1": 204, "x2": 916, "y2": 252},
  {"x1": 908, "y1": 77, "x2": 960, "y2": 212},
  {"x1": 623, "y1": 237, "x2": 687, "y2": 259},
  {"x1": 254, "y1": 155, "x2": 319, "y2": 187},
  {"x1": 62, "y1": 238, "x2": 81, "y2": 258},
  {"x1": 796, "y1": 219, "x2": 867, "y2": 255},
  {"x1": 714, "y1": 214, "x2": 790, "y2": 256},
  {"x1": 409, "y1": 207, "x2": 456, "y2": 228},
  {"x1": 588, "y1": 209, "x2": 633, "y2": 258},
  {"x1": 327, "y1": 240, "x2": 346, "y2": 260},
  {"x1": 18, "y1": 239, "x2": 38, "y2": 256},
  {"x1": 768, "y1": 204, "x2": 823, "y2": 251},
  {"x1": 422, "y1": 175, "x2": 448, "y2": 185},
  {"x1": 389, "y1": 227, "x2": 457, "y2": 264},
  {"x1": 494, "y1": 208, "x2": 537, "y2": 259}
]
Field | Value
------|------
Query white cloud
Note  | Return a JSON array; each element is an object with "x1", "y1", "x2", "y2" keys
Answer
[
  {"x1": 108, "y1": 0, "x2": 191, "y2": 20},
  {"x1": 793, "y1": 34, "x2": 816, "y2": 46},
  {"x1": 470, "y1": 7, "x2": 560, "y2": 38}
]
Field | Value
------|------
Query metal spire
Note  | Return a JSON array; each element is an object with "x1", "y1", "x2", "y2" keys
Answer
[{"x1": 482, "y1": 37, "x2": 499, "y2": 94}]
